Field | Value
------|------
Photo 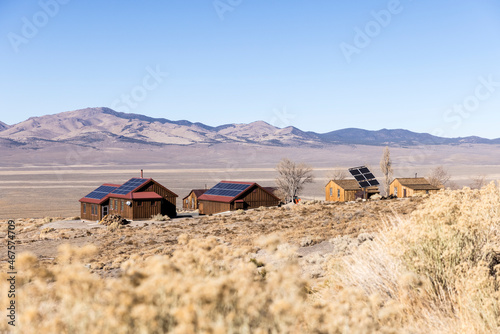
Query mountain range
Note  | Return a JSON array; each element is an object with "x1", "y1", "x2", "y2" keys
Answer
[{"x1": 0, "y1": 107, "x2": 498, "y2": 149}]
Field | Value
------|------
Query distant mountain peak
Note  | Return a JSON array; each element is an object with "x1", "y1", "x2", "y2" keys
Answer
[
  {"x1": 0, "y1": 107, "x2": 498, "y2": 148},
  {"x1": 0, "y1": 121, "x2": 10, "y2": 131}
]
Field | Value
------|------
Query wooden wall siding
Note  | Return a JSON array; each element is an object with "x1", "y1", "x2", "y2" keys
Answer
[
  {"x1": 325, "y1": 181, "x2": 370, "y2": 202},
  {"x1": 199, "y1": 186, "x2": 279, "y2": 215},
  {"x1": 108, "y1": 197, "x2": 133, "y2": 219},
  {"x1": 325, "y1": 181, "x2": 347, "y2": 202},
  {"x1": 240, "y1": 187, "x2": 280, "y2": 209},
  {"x1": 81, "y1": 203, "x2": 103, "y2": 221},
  {"x1": 132, "y1": 199, "x2": 162, "y2": 220},
  {"x1": 139, "y1": 181, "x2": 177, "y2": 217},
  {"x1": 198, "y1": 201, "x2": 231, "y2": 215},
  {"x1": 183, "y1": 193, "x2": 199, "y2": 210},
  {"x1": 390, "y1": 180, "x2": 409, "y2": 198},
  {"x1": 390, "y1": 180, "x2": 439, "y2": 198}
]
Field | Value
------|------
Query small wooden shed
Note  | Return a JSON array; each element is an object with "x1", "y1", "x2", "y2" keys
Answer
[
  {"x1": 79, "y1": 178, "x2": 177, "y2": 221},
  {"x1": 389, "y1": 178, "x2": 442, "y2": 198},
  {"x1": 325, "y1": 179, "x2": 380, "y2": 202},
  {"x1": 198, "y1": 181, "x2": 280, "y2": 215},
  {"x1": 182, "y1": 189, "x2": 207, "y2": 210}
]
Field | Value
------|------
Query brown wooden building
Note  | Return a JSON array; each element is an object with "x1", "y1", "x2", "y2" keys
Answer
[
  {"x1": 198, "y1": 181, "x2": 280, "y2": 215},
  {"x1": 325, "y1": 179, "x2": 380, "y2": 202},
  {"x1": 79, "y1": 178, "x2": 177, "y2": 221},
  {"x1": 182, "y1": 189, "x2": 207, "y2": 210},
  {"x1": 389, "y1": 178, "x2": 442, "y2": 198}
]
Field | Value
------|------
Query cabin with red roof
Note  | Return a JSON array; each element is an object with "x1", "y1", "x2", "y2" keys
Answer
[
  {"x1": 197, "y1": 181, "x2": 280, "y2": 215},
  {"x1": 182, "y1": 189, "x2": 207, "y2": 210},
  {"x1": 79, "y1": 178, "x2": 177, "y2": 221}
]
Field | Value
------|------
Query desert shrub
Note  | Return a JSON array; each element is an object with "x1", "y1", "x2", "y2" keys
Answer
[
  {"x1": 151, "y1": 214, "x2": 170, "y2": 221},
  {"x1": 327, "y1": 182, "x2": 500, "y2": 333}
]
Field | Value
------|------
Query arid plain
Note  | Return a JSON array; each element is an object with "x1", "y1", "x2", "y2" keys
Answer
[{"x1": 1, "y1": 142, "x2": 500, "y2": 218}]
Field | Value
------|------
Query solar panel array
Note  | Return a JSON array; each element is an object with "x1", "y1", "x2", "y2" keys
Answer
[
  {"x1": 348, "y1": 166, "x2": 380, "y2": 188},
  {"x1": 204, "y1": 182, "x2": 251, "y2": 198},
  {"x1": 111, "y1": 178, "x2": 147, "y2": 195},
  {"x1": 84, "y1": 185, "x2": 119, "y2": 200}
]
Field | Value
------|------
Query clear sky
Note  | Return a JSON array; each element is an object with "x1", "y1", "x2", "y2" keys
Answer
[{"x1": 1, "y1": 0, "x2": 499, "y2": 138}]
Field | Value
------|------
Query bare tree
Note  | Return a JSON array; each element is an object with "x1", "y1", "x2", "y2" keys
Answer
[
  {"x1": 326, "y1": 168, "x2": 347, "y2": 181},
  {"x1": 447, "y1": 180, "x2": 460, "y2": 190},
  {"x1": 470, "y1": 175, "x2": 486, "y2": 189},
  {"x1": 428, "y1": 166, "x2": 450, "y2": 187},
  {"x1": 275, "y1": 158, "x2": 314, "y2": 203},
  {"x1": 379, "y1": 146, "x2": 393, "y2": 196}
]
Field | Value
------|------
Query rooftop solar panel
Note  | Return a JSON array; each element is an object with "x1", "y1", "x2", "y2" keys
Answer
[
  {"x1": 111, "y1": 178, "x2": 148, "y2": 195},
  {"x1": 204, "y1": 182, "x2": 252, "y2": 197},
  {"x1": 84, "y1": 185, "x2": 118, "y2": 200}
]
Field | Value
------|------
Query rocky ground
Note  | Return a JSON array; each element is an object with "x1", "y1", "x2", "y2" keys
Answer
[{"x1": 1, "y1": 197, "x2": 424, "y2": 280}]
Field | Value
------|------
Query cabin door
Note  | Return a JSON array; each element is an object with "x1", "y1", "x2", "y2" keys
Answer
[
  {"x1": 102, "y1": 206, "x2": 108, "y2": 217},
  {"x1": 403, "y1": 189, "x2": 407, "y2": 197}
]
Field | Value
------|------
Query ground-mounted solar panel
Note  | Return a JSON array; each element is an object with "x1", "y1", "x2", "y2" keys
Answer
[
  {"x1": 350, "y1": 169, "x2": 362, "y2": 175},
  {"x1": 359, "y1": 181, "x2": 370, "y2": 188},
  {"x1": 359, "y1": 167, "x2": 370, "y2": 174},
  {"x1": 354, "y1": 174, "x2": 366, "y2": 182},
  {"x1": 348, "y1": 166, "x2": 380, "y2": 189}
]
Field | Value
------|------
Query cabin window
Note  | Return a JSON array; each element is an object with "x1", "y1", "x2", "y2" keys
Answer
[
  {"x1": 91, "y1": 205, "x2": 95, "y2": 215},
  {"x1": 114, "y1": 200, "x2": 117, "y2": 210},
  {"x1": 337, "y1": 189, "x2": 340, "y2": 198},
  {"x1": 426, "y1": 190, "x2": 429, "y2": 194},
  {"x1": 121, "y1": 200, "x2": 124, "y2": 211},
  {"x1": 185, "y1": 199, "x2": 188, "y2": 205},
  {"x1": 329, "y1": 188, "x2": 333, "y2": 197},
  {"x1": 394, "y1": 188, "x2": 398, "y2": 196},
  {"x1": 137, "y1": 201, "x2": 142, "y2": 207},
  {"x1": 151, "y1": 200, "x2": 156, "y2": 206},
  {"x1": 83, "y1": 203, "x2": 86, "y2": 214}
]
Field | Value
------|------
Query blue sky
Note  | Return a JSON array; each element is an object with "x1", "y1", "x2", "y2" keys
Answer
[{"x1": 1, "y1": 0, "x2": 499, "y2": 138}]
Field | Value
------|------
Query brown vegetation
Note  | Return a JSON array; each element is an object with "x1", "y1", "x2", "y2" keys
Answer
[{"x1": 1, "y1": 183, "x2": 500, "y2": 332}]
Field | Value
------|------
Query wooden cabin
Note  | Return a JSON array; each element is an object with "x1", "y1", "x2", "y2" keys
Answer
[
  {"x1": 182, "y1": 189, "x2": 207, "y2": 210},
  {"x1": 198, "y1": 181, "x2": 281, "y2": 215},
  {"x1": 325, "y1": 179, "x2": 380, "y2": 202},
  {"x1": 79, "y1": 178, "x2": 177, "y2": 221},
  {"x1": 389, "y1": 178, "x2": 442, "y2": 198}
]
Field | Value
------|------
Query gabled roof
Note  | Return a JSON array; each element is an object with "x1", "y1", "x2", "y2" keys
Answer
[
  {"x1": 198, "y1": 181, "x2": 255, "y2": 203},
  {"x1": 80, "y1": 178, "x2": 177, "y2": 204},
  {"x1": 327, "y1": 179, "x2": 379, "y2": 191},
  {"x1": 79, "y1": 184, "x2": 120, "y2": 204},
  {"x1": 262, "y1": 187, "x2": 277, "y2": 194},
  {"x1": 182, "y1": 189, "x2": 208, "y2": 200},
  {"x1": 391, "y1": 177, "x2": 442, "y2": 190}
]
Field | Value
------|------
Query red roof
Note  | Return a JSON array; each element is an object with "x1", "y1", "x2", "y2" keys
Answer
[
  {"x1": 131, "y1": 192, "x2": 162, "y2": 200},
  {"x1": 182, "y1": 189, "x2": 208, "y2": 200},
  {"x1": 79, "y1": 178, "x2": 177, "y2": 204}
]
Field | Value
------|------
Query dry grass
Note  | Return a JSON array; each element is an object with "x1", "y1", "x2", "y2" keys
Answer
[{"x1": 2, "y1": 184, "x2": 500, "y2": 332}]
